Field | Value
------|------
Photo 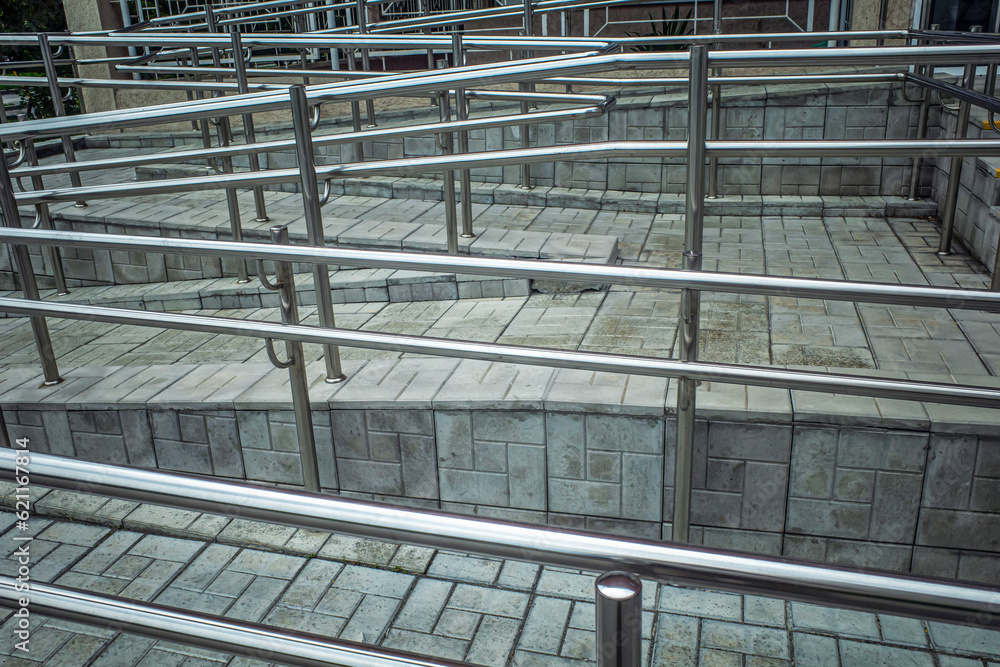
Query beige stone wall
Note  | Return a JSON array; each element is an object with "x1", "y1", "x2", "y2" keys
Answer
[
  {"x1": 61, "y1": 0, "x2": 127, "y2": 114},
  {"x1": 850, "y1": 0, "x2": 916, "y2": 42}
]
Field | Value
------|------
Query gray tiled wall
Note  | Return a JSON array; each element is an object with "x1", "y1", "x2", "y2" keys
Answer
[
  {"x1": 258, "y1": 83, "x2": 920, "y2": 197},
  {"x1": 6, "y1": 404, "x2": 999, "y2": 582}
]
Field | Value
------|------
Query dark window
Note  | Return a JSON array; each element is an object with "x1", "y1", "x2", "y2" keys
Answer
[{"x1": 928, "y1": 0, "x2": 997, "y2": 32}]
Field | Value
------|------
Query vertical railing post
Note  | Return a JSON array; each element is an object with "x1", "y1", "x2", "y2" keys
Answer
[
  {"x1": 419, "y1": 0, "x2": 435, "y2": 75},
  {"x1": 22, "y1": 138, "x2": 68, "y2": 295},
  {"x1": 520, "y1": 0, "x2": 534, "y2": 188},
  {"x1": 876, "y1": 0, "x2": 889, "y2": 46},
  {"x1": 260, "y1": 225, "x2": 322, "y2": 493},
  {"x1": 907, "y1": 65, "x2": 931, "y2": 200},
  {"x1": 907, "y1": 25, "x2": 939, "y2": 201},
  {"x1": 707, "y1": 0, "x2": 722, "y2": 199},
  {"x1": 355, "y1": 0, "x2": 377, "y2": 127},
  {"x1": 438, "y1": 90, "x2": 459, "y2": 255},
  {"x1": 231, "y1": 29, "x2": 269, "y2": 223},
  {"x1": 938, "y1": 57, "x2": 977, "y2": 256},
  {"x1": 38, "y1": 34, "x2": 86, "y2": 208},
  {"x1": 992, "y1": 243, "x2": 1000, "y2": 291},
  {"x1": 827, "y1": 0, "x2": 841, "y2": 48},
  {"x1": 205, "y1": 4, "x2": 249, "y2": 283},
  {"x1": 595, "y1": 571, "x2": 642, "y2": 667},
  {"x1": 187, "y1": 29, "x2": 217, "y2": 170},
  {"x1": 0, "y1": 140, "x2": 62, "y2": 386},
  {"x1": 289, "y1": 84, "x2": 346, "y2": 383},
  {"x1": 452, "y1": 33, "x2": 475, "y2": 239},
  {"x1": 294, "y1": 14, "x2": 312, "y2": 86},
  {"x1": 345, "y1": 50, "x2": 366, "y2": 162},
  {"x1": 328, "y1": 2, "x2": 341, "y2": 74},
  {"x1": 672, "y1": 45, "x2": 709, "y2": 544}
]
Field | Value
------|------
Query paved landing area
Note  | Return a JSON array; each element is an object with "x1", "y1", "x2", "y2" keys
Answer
[
  {"x1": 1, "y1": 488, "x2": 999, "y2": 667},
  {"x1": 0, "y1": 144, "x2": 994, "y2": 377},
  {"x1": 3, "y1": 213, "x2": 998, "y2": 376}
]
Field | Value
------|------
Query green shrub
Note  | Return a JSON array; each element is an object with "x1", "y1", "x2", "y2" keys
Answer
[{"x1": 626, "y1": 6, "x2": 694, "y2": 51}]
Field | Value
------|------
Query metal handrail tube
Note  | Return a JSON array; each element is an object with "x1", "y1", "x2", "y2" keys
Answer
[
  {"x1": 2, "y1": 449, "x2": 999, "y2": 627},
  {"x1": 17, "y1": 139, "x2": 1000, "y2": 205},
  {"x1": 0, "y1": 29, "x2": 919, "y2": 50},
  {"x1": 0, "y1": 50, "x2": 612, "y2": 140},
  {"x1": 12, "y1": 45, "x2": 1000, "y2": 142},
  {"x1": 0, "y1": 75, "x2": 283, "y2": 93},
  {"x1": 536, "y1": 73, "x2": 908, "y2": 86},
  {"x1": 907, "y1": 71, "x2": 1000, "y2": 115},
  {"x1": 0, "y1": 101, "x2": 606, "y2": 182},
  {"x1": 5, "y1": 227, "x2": 1000, "y2": 312},
  {"x1": 909, "y1": 29, "x2": 1000, "y2": 44},
  {"x1": 112, "y1": 63, "x2": 624, "y2": 105},
  {"x1": 1, "y1": 296, "x2": 999, "y2": 406},
  {"x1": 463, "y1": 89, "x2": 610, "y2": 105},
  {"x1": 20, "y1": 32, "x2": 614, "y2": 51},
  {"x1": 0, "y1": 575, "x2": 469, "y2": 667},
  {"x1": 113, "y1": 64, "x2": 388, "y2": 78}
]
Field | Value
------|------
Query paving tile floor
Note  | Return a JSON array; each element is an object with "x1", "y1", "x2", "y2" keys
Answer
[
  {"x1": 0, "y1": 504, "x2": 998, "y2": 667},
  {"x1": 4, "y1": 147, "x2": 997, "y2": 378},
  {"x1": 3, "y1": 211, "x2": 997, "y2": 373}
]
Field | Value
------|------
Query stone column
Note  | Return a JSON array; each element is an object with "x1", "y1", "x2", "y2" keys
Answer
[
  {"x1": 61, "y1": 0, "x2": 127, "y2": 114},
  {"x1": 850, "y1": 0, "x2": 918, "y2": 42}
]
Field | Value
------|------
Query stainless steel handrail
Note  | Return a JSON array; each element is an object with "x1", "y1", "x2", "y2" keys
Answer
[
  {"x1": 9, "y1": 44, "x2": 1000, "y2": 142},
  {"x1": 6, "y1": 228, "x2": 999, "y2": 313},
  {"x1": 1, "y1": 266, "x2": 999, "y2": 408},
  {"x1": 0, "y1": 32, "x2": 614, "y2": 51},
  {"x1": 2, "y1": 449, "x2": 999, "y2": 629},
  {"x1": 0, "y1": 574, "x2": 471, "y2": 667},
  {"x1": 10, "y1": 106, "x2": 612, "y2": 179},
  {"x1": 14, "y1": 139, "x2": 1000, "y2": 205}
]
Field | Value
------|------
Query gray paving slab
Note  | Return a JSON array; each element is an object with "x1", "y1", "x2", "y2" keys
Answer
[{"x1": 2, "y1": 498, "x2": 998, "y2": 667}]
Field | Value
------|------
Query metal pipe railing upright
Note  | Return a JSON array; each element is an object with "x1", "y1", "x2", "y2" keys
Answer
[
  {"x1": 289, "y1": 84, "x2": 346, "y2": 383},
  {"x1": 672, "y1": 44, "x2": 708, "y2": 544}
]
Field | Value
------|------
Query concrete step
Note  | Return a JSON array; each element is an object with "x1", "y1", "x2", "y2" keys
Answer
[
  {"x1": 135, "y1": 163, "x2": 939, "y2": 218},
  {"x1": 8, "y1": 193, "x2": 617, "y2": 294},
  {"x1": 0, "y1": 266, "x2": 532, "y2": 316}
]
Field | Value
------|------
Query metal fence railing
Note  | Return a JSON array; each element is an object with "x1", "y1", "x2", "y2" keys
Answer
[{"x1": 2, "y1": 24, "x2": 1000, "y2": 667}]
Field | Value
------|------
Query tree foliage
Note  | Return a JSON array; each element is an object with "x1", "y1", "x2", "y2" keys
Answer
[
  {"x1": 1, "y1": 0, "x2": 74, "y2": 118},
  {"x1": 0, "y1": 0, "x2": 68, "y2": 59}
]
